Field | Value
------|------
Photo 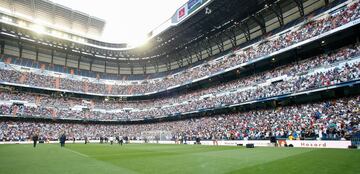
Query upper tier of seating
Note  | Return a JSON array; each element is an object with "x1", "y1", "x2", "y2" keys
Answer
[{"x1": 1, "y1": 1, "x2": 359, "y2": 96}]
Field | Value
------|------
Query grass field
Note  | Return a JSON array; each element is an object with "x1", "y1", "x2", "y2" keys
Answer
[{"x1": 0, "y1": 143, "x2": 359, "y2": 174}]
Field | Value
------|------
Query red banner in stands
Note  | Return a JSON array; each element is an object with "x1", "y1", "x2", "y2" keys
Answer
[
  {"x1": 5, "y1": 57, "x2": 11, "y2": 64},
  {"x1": 35, "y1": 96, "x2": 41, "y2": 105},
  {"x1": 83, "y1": 80, "x2": 89, "y2": 93},
  {"x1": 12, "y1": 105, "x2": 18, "y2": 116},
  {"x1": 106, "y1": 84, "x2": 112, "y2": 94},
  {"x1": 55, "y1": 77, "x2": 60, "y2": 89},
  {"x1": 128, "y1": 86, "x2": 134, "y2": 94},
  {"x1": 19, "y1": 73, "x2": 27, "y2": 83},
  {"x1": 51, "y1": 108, "x2": 57, "y2": 118}
]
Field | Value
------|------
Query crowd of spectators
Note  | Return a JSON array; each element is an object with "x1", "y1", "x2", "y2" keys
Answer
[
  {"x1": 1, "y1": 59, "x2": 360, "y2": 120},
  {"x1": 1, "y1": 43, "x2": 360, "y2": 120},
  {"x1": 0, "y1": 2, "x2": 359, "y2": 95},
  {"x1": 1, "y1": 95, "x2": 359, "y2": 142}
]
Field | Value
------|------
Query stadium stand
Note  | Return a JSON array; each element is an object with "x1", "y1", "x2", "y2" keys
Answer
[
  {"x1": 1, "y1": 43, "x2": 360, "y2": 120},
  {"x1": 1, "y1": 95, "x2": 359, "y2": 141},
  {"x1": 0, "y1": 0, "x2": 359, "y2": 144}
]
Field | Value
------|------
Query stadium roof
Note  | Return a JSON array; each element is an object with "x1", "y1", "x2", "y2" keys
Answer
[
  {"x1": 0, "y1": 0, "x2": 105, "y2": 37},
  {"x1": 50, "y1": 0, "x2": 189, "y2": 46},
  {"x1": 0, "y1": 0, "x2": 315, "y2": 73},
  {"x1": 144, "y1": 0, "x2": 276, "y2": 58}
]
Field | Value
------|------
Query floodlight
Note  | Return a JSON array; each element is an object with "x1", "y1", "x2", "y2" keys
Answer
[{"x1": 32, "y1": 24, "x2": 46, "y2": 34}]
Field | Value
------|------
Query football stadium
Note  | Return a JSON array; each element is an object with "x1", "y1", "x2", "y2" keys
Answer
[{"x1": 0, "y1": 0, "x2": 360, "y2": 173}]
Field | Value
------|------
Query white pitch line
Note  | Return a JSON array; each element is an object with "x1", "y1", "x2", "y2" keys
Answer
[{"x1": 63, "y1": 148, "x2": 89, "y2": 158}]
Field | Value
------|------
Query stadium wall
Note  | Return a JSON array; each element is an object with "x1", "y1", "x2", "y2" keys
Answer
[
  {"x1": 130, "y1": 140, "x2": 353, "y2": 149},
  {"x1": 1, "y1": 140, "x2": 352, "y2": 149}
]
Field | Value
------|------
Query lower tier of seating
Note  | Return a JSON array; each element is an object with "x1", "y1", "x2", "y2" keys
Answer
[{"x1": 1, "y1": 95, "x2": 359, "y2": 142}]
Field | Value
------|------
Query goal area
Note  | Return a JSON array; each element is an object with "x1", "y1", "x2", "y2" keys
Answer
[{"x1": 141, "y1": 130, "x2": 173, "y2": 142}]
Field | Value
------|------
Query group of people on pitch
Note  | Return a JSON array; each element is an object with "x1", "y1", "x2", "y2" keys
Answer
[
  {"x1": 99, "y1": 136, "x2": 126, "y2": 145},
  {"x1": 32, "y1": 133, "x2": 66, "y2": 148},
  {"x1": 32, "y1": 133, "x2": 126, "y2": 147}
]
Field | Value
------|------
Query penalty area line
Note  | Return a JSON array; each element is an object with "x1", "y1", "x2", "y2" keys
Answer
[{"x1": 63, "y1": 148, "x2": 89, "y2": 158}]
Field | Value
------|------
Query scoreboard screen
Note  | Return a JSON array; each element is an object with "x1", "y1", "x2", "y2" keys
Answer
[{"x1": 175, "y1": 0, "x2": 208, "y2": 22}]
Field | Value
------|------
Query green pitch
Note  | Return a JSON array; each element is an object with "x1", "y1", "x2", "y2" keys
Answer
[{"x1": 0, "y1": 143, "x2": 359, "y2": 174}]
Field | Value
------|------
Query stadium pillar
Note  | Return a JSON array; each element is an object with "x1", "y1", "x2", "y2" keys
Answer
[
  {"x1": 324, "y1": 0, "x2": 329, "y2": 6},
  {"x1": 117, "y1": 62, "x2": 120, "y2": 75},
  {"x1": 225, "y1": 29, "x2": 237, "y2": 47},
  {"x1": 269, "y1": 3, "x2": 284, "y2": 27},
  {"x1": 203, "y1": 39, "x2": 213, "y2": 57},
  {"x1": 51, "y1": 49, "x2": 54, "y2": 65},
  {"x1": 250, "y1": 14, "x2": 266, "y2": 35},
  {"x1": 104, "y1": 59, "x2": 107, "y2": 73},
  {"x1": 239, "y1": 23, "x2": 250, "y2": 41},
  {"x1": 64, "y1": 52, "x2": 68, "y2": 67},
  {"x1": 142, "y1": 63, "x2": 146, "y2": 74},
  {"x1": 215, "y1": 35, "x2": 224, "y2": 52},
  {"x1": 78, "y1": 54, "x2": 81, "y2": 70},
  {"x1": 293, "y1": 0, "x2": 305, "y2": 17},
  {"x1": 0, "y1": 40, "x2": 4, "y2": 54},
  {"x1": 35, "y1": 47, "x2": 39, "y2": 62},
  {"x1": 18, "y1": 42, "x2": 22, "y2": 59}
]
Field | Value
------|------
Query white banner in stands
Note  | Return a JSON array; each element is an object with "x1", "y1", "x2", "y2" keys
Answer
[
  {"x1": 285, "y1": 140, "x2": 351, "y2": 149},
  {"x1": 129, "y1": 140, "x2": 175, "y2": 144},
  {"x1": 186, "y1": 140, "x2": 273, "y2": 147},
  {"x1": 0, "y1": 140, "x2": 352, "y2": 149}
]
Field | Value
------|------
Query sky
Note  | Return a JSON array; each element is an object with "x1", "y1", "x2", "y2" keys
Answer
[{"x1": 51, "y1": 0, "x2": 188, "y2": 45}]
